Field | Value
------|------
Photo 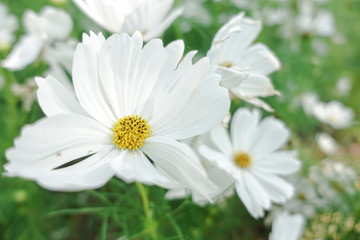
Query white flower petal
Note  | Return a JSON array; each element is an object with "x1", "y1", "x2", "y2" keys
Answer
[
  {"x1": 28, "y1": 150, "x2": 115, "y2": 191},
  {"x1": 242, "y1": 170, "x2": 271, "y2": 209},
  {"x1": 142, "y1": 137, "x2": 217, "y2": 199},
  {"x1": 110, "y1": 149, "x2": 179, "y2": 189},
  {"x1": 73, "y1": 34, "x2": 117, "y2": 127},
  {"x1": 238, "y1": 43, "x2": 280, "y2": 75},
  {"x1": 210, "y1": 125, "x2": 233, "y2": 156},
  {"x1": 6, "y1": 114, "x2": 111, "y2": 163},
  {"x1": 144, "y1": 7, "x2": 183, "y2": 40},
  {"x1": 2, "y1": 35, "x2": 44, "y2": 70},
  {"x1": 234, "y1": 73, "x2": 277, "y2": 97},
  {"x1": 217, "y1": 66, "x2": 249, "y2": 89},
  {"x1": 231, "y1": 108, "x2": 261, "y2": 152},
  {"x1": 253, "y1": 171, "x2": 294, "y2": 203},
  {"x1": 270, "y1": 212, "x2": 305, "y2": 240},
  {"x1": 151, "y1": 57, "x2": 230, "y2": 139},
  {"x1": 234, "y1": 173, "x2": 264, "y2": 218},
  {"x1": 198, "y1": 145, "x2": 235, "y2": 173},
  {"x1": 36, "y1": 76, "x2": 88, "y2": 117},
  {"x1": 254, "y1": 151, "x2": 301, "y2": 175},
  {"x1": 250, "y1": 116, "x2": 290, "y2": 155}
]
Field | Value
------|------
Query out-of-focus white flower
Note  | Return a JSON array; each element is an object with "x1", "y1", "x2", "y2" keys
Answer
[
  {"x1": 266, "y1": 175, "x2": 321, "y2": 225},
  {"x1": 312, "y1": 100, "x2": 354, "y2": 129},
  {"x1": 2, "y1": 6, "x2": 75, "y2": 89},
  {"x1": 73, "y1": 0, "x2": 183, "y2": 41},
  {"x1": 180, "y1": 0, "x2": 211, "y2": 32},
  {"x1": 269, "y1": 212, "x2": 306, "y2": 240},
  {"x1": 199, "y1": 108, "x2": 301, "y2": 218},
  {"x1": 296, "y1": 1, "x2": 336, "y2": 37},
  {"x1": 309, "y1": 160, "x2": 358, "y2": 205},
  {"x1": 207, "y1": 13, "x2": 281, "y2": 112},
  {"x1": 316, "y1": 132, "x2": 338, "y2": 155},
  {"x1": 262, "y1": 7, "x2": 290, "y2": 26},
  {"x1": 5, "y1": 32, "x2": 230, "y2": 198},
  {"x1": 311, "y1": 39, "x2": 328, "y2": 56},
  {"x1": 11, "y1": 78, "x2": 37, "y2": 111},
  {"x1": 336, "y1": 77, "x2": 351, "y2": 96},
  {"x1": 298, "y1": 91, "x2": 319, "y2": 115},
  {"x1": 0, "y1": 2, "x2": 18, "y2": 50}
]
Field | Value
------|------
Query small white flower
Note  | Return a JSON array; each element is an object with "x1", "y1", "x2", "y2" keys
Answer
[
  {"x1": 269, "y1": 212, "x2": 306, "y2": 240},
  {"x1": 73, "y1": 0, "x2": 183, "y2": 41},
  {"x1": 336, "y1": 77, "x2": 351, "y2": 96},
  {"x1": 266, "y1": 175, "x2": 321, "y2": 225},
  {"x1": 299, "y1": 91, "x2": 320, "y2": 115},
  {"x1": 5, "y1": 32, "x2": 230, "y2": 198},
  {"x1": 0, "y1": 2, "x2": 18, "y2": 50},
  {"x1": 309, "y1": 160, "x2": 358, "y2": 206},
  {"x1": 199, "y1": 108, "x2": 301, "y2": 218},
  {"x1": 207, "y1": 13, "x2": 281, "y2": 111},
  {"x1": 296, "y1": 0, "x2": 336, "y2": 37},
  {"x1": 11, "y1": 78, "x2": 38, "y2": 111},
  {"x1": 312, "y1": 100, "x2": 354, "y2": 129},
  {"x1": 316, "y1": 132, "x2": 338, "y2": 155},
  {"x1": 2, "y1": 6, "x2": 75, "y2": 89}
]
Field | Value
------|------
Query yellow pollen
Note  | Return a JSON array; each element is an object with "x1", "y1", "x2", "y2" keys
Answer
[
  {"x1": 112, "y1": 115, "x2": 152, "y2": 150},
  {"x1": 220, "y1": 61, "x2": 234, "y2": 68},
  {"x1": 297, "y1": 193, "x2": 307, "y2": 201},
  {"x1": 234, "y1": 152, "x2": 251, "y2": 168}
]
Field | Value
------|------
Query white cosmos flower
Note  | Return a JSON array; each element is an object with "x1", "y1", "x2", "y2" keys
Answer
[
  {"x1": 73, "y1": 0, "x2": 183, "y2": 41},
  {"x1": 207, "y1": 12, "x2": 281, "y2": 112},
  {"x1": 0, "y1": 2, "x2": 18, "y2": 50},
  {"x1": 269, "y1": 212, "x2": 305, "y2": 240},
  {"x1": 1, "y1": 6, "x2": 75, "y2": 89},
  {"x1": 336, "y1": 77, "x2": 351, "y2": 96},
  {"x1": 199, "y1": 108, "x2": 301, "y2": 218},
  {"x1": 5, "y1": 32, "x2": 230, "y2": 198},
  {"x1": 312, "y1": 100, "x2": 354, "y2": 129}
]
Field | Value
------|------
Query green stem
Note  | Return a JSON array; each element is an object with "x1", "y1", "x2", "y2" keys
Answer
[{"x1": 135, "y1": 182, "x2": 157, "y2": 240}]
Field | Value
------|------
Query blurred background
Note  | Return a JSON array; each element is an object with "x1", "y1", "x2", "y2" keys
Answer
[{"x1": 0, "y1": 0, "x2": 359, "y2": 239}]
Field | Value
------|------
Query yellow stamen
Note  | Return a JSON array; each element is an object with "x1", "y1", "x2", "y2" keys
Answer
[
  {"x1": 234, "y1": 152, "x2": 251, "y2": 168},
  {"x1": 220, "y1": 61, "x2": 234, "y2": 68},
  {"x1": 112, "y1": 115, "x2": 152, "y2": 150}
]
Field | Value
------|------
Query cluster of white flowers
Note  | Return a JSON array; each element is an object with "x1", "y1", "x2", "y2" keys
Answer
[
  {"x1": 2, "y1": 1, "x2": 356, "y2": 239},
  {"x1": 0, "y1": 3, "x2": 18, "y2": 50}
]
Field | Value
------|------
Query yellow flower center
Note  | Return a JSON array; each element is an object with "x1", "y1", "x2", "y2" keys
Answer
[
  {"x1": 234, "y1": 152, "x2": 251, "y2": 168},
  {"x1": 220, "y1": 61, "x2": 234, "y2": 68},
  {"x1": 112, "y1": 115, "x2": 152, "y2": 150}
]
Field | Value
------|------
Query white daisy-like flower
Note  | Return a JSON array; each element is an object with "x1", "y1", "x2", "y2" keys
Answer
[
  {"x1": 2, "y1": 6, "x2": 75, "y2": 89},
  {"x1": 312, "y1": 100, "x2": 354, "y2": 129},
  {"x1": 0, "y1": 2, "x2": 18, "y2": 50},
  {"x1": 269, "y1": 212, "x2": 305, "y2": 240},
  {"x1": 207, "y1": 12, "x2": 281, "y2": 112},
  {"x1": 199, "y1": 108, "x2": 301, "y2": 218},
  {"x1": 73, "y1": 0, "x2": 183, "y2": 41},
  {"x1": 265, "y1": 175, "x2": 321, "y2": 225},
  {"x1": 5, "y1": 32, "x2": 230, "y2": 198},
  {"x1": 316, "y1": 132, "x2": 339, "y2": 155}
]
